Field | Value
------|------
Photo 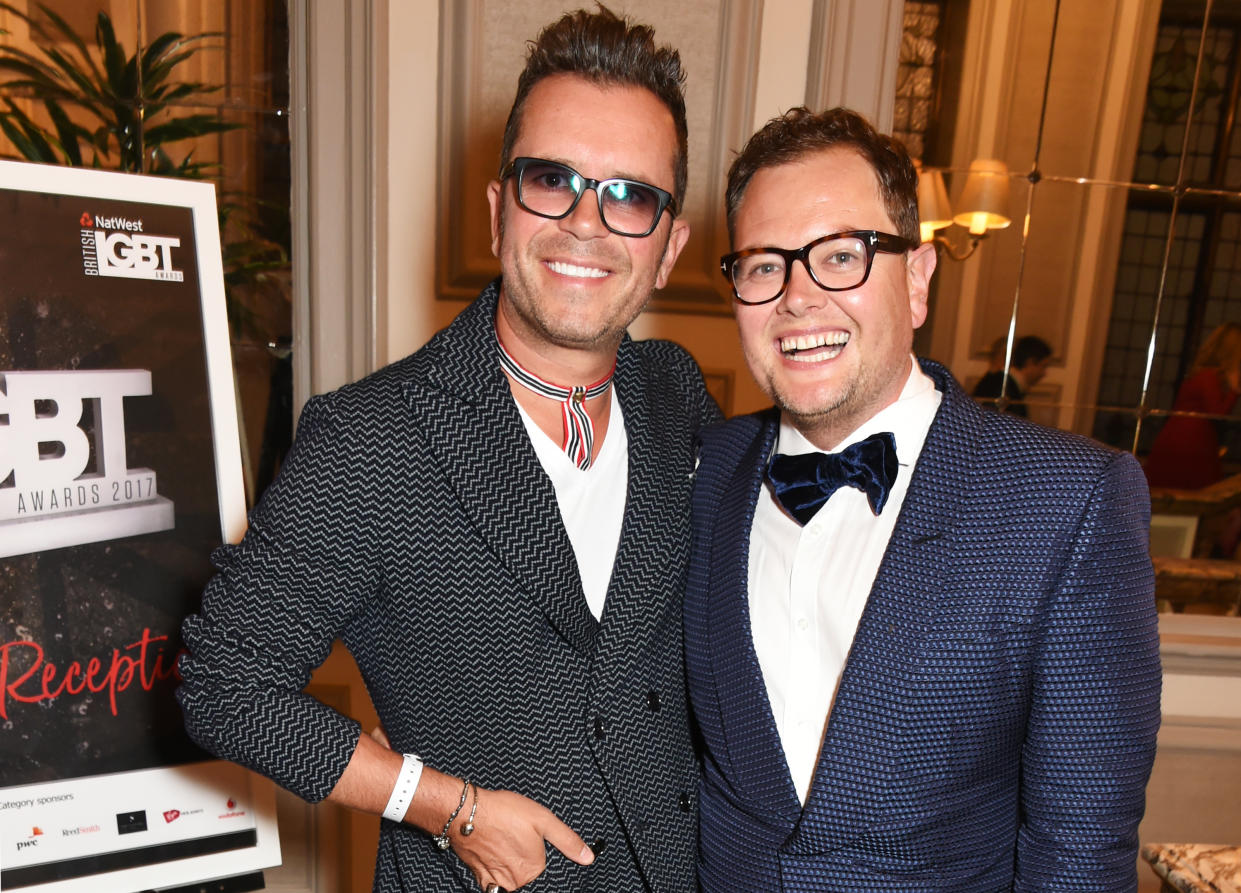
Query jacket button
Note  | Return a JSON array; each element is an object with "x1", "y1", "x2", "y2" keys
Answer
[
  {"x1": 647, "y1": 690, "x2": 661, "y2": 712},
  {"x1": 678, "y1": 791, "x2": 691, "y2": 812},
  {"x1": 590, "y1": 836, "x2": 607, "y2": 855},
  {"x1": 593, "y1": 716, "x2": 605, "y2": 740}
]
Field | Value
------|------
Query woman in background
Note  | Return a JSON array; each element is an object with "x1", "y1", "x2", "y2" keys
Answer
[{"x1": 1145, "y1": 321, "x2": 1241, "y2": 490}]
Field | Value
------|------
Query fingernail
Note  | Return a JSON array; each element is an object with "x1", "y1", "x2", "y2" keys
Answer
[{"x1": 579, "y1": 844, "x2": 595, "y2": 864}]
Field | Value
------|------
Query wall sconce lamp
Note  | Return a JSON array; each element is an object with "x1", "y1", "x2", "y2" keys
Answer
[{"x1": 916, "y1": 159, "x2": 1012, "y2": 260}]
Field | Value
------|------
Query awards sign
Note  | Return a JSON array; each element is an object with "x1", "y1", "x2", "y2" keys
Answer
[{"x1": 0, "y1": 161, "x2": 279, "y2": 891}]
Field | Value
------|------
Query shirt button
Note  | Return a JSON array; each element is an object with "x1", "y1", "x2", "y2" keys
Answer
[{"x1": 796, "y1": 618, "x2": 809, "y2": 631}]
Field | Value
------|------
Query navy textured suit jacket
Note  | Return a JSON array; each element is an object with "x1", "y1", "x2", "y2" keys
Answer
[
  {"x1": 178, "y1": 281, "x2": 720, "y2": 891},
  {"x1": 685, "y1": 359, "x2": 1161, "y2": 892}
]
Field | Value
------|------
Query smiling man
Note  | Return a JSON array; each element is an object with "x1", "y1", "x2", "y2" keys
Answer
[
  {"x1": 684, "y1": 107, "x2": 1161, "y2": 891},
  {"x1": 178, "y1": 8, "x2": 718, "y2": 893}
]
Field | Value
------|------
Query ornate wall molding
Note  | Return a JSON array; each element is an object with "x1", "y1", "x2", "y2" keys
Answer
[
  {"x1": 436, "y1": 0, "x2": 762, "y2": 316},
  {"x1": 805, "y1": 0, "x2": 904, "y2": 129},
  {"x1": 290, "y1": 0, "x2": 380, "y2": 410}
]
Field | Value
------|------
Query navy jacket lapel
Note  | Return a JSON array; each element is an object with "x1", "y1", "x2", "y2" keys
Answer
[
  {"x1": 705, "y1": 410, "x2": 804, "y2": 825},
  {"x1": 400, "y1": 282, "x2": 598, "y2": 657},
  {"x1": 788, "y1": 360, "x2": 979, "y2": 854}
]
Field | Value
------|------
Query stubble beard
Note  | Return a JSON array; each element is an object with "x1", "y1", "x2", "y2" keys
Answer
[{"x1": 497, "y1": 207, "x2": 669, "y2": 352}]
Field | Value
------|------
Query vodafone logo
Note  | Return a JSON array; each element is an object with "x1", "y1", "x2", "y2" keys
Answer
[
  {"x1": 218, "y1": 797, "x2": 246, "y2": 820},
  {"x1": 163, "y1": 810, "x2": 180, "y2": 823}
]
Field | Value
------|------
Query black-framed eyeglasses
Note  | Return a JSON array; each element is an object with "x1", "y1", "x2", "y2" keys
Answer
[
  {"x1": 499, "y1": 156, "x2": 676, "y2": 238},
  {"x1": 720, "y1": 230, "x2": 916, "y2": 305}
]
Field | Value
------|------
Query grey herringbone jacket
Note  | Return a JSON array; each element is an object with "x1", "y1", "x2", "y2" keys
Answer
[{"x1": 178, "y1": 280, "x2": 721, "y2": 891}]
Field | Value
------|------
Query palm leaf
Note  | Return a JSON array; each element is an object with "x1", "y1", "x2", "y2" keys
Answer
[
  {"x1": 0, "y1": 98, "x2": 59, "y2": 161},
  {"x1": 145, "y1": 114, "x2": 240, "y2": 145},
  {"x1": 44, "y1": 97, "x2": 84, "y2": 165}
]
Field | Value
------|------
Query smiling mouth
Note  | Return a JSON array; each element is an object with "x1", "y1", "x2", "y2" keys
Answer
[
  {"x1": 780, "y1": 331, "x2": 849, "y2": 363},
  {"x1": 547, "y1": 260, "x2": 609, "y2": 279}
]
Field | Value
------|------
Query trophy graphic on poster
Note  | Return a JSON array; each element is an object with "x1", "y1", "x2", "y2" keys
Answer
[{"x1": 0, "y1": 369, "x2": 176, "y2": 557}]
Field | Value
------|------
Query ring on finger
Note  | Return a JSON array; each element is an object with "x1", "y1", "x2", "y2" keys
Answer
[{"x1": 485, "y1": 885, "x2": 504, "y2": 893}]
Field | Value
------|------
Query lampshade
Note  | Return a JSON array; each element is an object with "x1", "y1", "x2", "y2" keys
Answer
[
  {"x1": 953, "y1": 159, "x2": 1011, "y2": 235},
  {"x1": 915, "y1": 164, "x2": 953, "y2": 244}
]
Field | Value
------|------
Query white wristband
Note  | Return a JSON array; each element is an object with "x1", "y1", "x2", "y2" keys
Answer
[{"x1": 382, "y1": 753, "x2": 424, "y2": 823}]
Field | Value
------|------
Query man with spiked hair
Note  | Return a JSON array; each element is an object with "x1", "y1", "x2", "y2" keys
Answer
[{"x1": 179, "y1": 8, "x2": 717, "y2": 891}]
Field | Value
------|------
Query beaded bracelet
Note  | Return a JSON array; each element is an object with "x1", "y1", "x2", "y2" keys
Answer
[
  {"x1": 461, "y1": 782, "x2": 479, "y2": 836},
  {"x1": 433, "y1": 777, "x2": 471, "y2": 850}
]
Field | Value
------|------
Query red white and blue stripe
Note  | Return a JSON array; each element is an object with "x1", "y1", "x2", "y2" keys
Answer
[{"x1": 496, "y1": 334, "x2": 615, "y2": 470}]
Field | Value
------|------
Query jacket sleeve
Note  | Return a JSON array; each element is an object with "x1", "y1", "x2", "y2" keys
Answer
[
  {"x1": 176, "y1": 394, "x2": 384, "y2": 803},
  {"x1": 1015, "y1": 450, "x2": 1161, "y2": 890}
]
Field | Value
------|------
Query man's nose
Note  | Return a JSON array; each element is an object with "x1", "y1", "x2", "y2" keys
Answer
[{"x1": 561, "y1": 188, "x2": 609, "y2": 239}]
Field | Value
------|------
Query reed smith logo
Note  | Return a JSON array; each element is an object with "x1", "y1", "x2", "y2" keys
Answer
[
  {"x1": 0, "y1": 369, "x2": 175, "y2": 557},
  {"x1": 79, "y1": 211, "x2": 183, "y2": 282}
]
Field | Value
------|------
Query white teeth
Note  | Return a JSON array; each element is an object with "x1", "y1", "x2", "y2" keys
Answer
[
  {"x1": 548, "y1": 260, "x2": 608, "y2": 278},
  {"x1": 779, "y1": 331, "x2": 849, "y2": 354}
]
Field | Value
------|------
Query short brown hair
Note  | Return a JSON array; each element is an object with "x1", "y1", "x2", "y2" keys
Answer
[
  {"x1": 725, "y1": 106, "x2": 919, "y2": 244},
  {"x1": 500, "y1": 5, "x2": 689, "y2": 209}
]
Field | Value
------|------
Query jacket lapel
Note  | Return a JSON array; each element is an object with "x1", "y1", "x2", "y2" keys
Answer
[
  {"x1": 705, "y1": 411, "x2": 804, "y2": 825},
  {"x1": 789, "y1": 361, "x2": 979, "y2": 854},
  {"x1": 400, "y1": 282, "x2": 598, "y2": 657},
  {"x1": 590, "y1": 343, "x2": 692, "y2": 675}
]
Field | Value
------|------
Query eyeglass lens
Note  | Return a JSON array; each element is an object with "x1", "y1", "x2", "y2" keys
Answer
[
  {"x1": 518, "y1": 160, "x2": 663, "y2": 236},
  {"x1": 730, "y1": 235, "x2": 873, "y2": 303}
]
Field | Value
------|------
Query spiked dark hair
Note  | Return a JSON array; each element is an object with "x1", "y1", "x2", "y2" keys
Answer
[{"x1": 499, "y1": 5, "x2": 689, "y2": 208}]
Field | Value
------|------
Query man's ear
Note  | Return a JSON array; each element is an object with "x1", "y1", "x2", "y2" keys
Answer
[
  {"x1": 486, "y1": 180, "x2": 503, "y2": 257},
  {"x1": 655, "y1": 217, "x2": 691, "y2": 290},
  {"x1": 906, "y1": 242, "x2": 937, "y2": 329}
]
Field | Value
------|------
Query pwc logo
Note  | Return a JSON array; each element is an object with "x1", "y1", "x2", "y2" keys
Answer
[
  {"x1": 16, "y1": 826, "x2": 43, "y2": 852},
  {"x1": 79, "y1": 210, "x2": 183, "y2": 282}
]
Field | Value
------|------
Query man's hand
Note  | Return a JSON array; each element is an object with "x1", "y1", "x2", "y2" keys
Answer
[
  {"x1": 407, "y1": 767, "x2": 593, "y2": 891},
  {"x1": 328, "y1": 734, "x2": 592, "y2": 890},
  {"x1": 450, "y1": 785, "x2": 594, "y2": 891}
]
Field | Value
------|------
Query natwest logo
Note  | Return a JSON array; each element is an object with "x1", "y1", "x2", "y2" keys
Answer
[{"x1": 79, "y1": 211, "x2": 182, "y2": 282}]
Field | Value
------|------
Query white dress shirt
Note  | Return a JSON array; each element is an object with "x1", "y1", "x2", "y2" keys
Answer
[
  {"x1": 748, "y1": 359, "x2": 941, "y2": 803},
  {"x1": 516, "y1": 388, "x2": 627, "y2": 621}
]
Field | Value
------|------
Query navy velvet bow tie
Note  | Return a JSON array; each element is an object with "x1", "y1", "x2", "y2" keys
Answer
[{"x1": 766, "y1": 431, "x2": 899, "y2": 525}]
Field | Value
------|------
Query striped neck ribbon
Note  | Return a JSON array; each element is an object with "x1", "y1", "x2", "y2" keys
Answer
[{"x1": 496, "y1": 334, "x2": 615, "y2": 470}]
